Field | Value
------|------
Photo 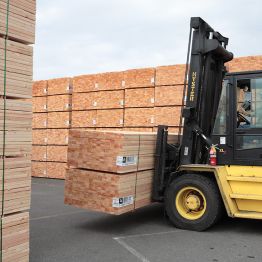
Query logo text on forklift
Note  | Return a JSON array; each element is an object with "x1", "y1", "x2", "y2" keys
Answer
[{"x1": 190, "y1": 72, "x2": 197, "y2": 102}]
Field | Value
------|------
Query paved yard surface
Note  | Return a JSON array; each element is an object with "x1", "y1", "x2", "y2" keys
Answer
[{"x1": 31, "y1": 178, "x2": 262, "y2": 262}]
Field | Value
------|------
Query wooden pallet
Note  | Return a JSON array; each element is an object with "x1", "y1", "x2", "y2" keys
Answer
[
  {"x1": 65, "y1": 168, "x2": 154, "y2": 215},
  {"x1": 2, "y1": 212, "x2": 29, "y2": 262},
  {"x1": 32, "y1": 97, "x2": 47, "y2": 113},
  {"x1": 72, "y1": 110, "x2": 96, "y2": 128},
  {"x1": 124, "y1": 68, "x2": 155, "y2": 88},
  {"x1": 47, "y1": 146, "x2": 68, "y2": 162},
  {"x1": 32, "y1": 161, "x2": 47, "y2": 178},
  {"x1": 48, "y1": 112, "x2": 71, "y2": 129},
  {"x1": 68, "y1": 130, "x2": 177, "y2": 173},
  {"x1": 32, "y1": 113, "x2": 47, "y2": 129},
  {"x1": 0, "y1": 0, "x2": 36, "y2": 44},
  {"x1": 47, "y1": 129, "x2": 69, "y2": 145},
  {"x1": 32, "y1": 129, "x2": 47, "y2": 145},
  {"x1": 96, "y1": 109, "x2": 123, "y2": 127},
  {"x1": 47, "y1": 162, "x2": 67, "y2": 180}
]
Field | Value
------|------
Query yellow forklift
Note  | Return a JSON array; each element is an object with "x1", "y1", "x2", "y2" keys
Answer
[{"x1": 154, "y1": 17, "x2": 262, "y2": 231}]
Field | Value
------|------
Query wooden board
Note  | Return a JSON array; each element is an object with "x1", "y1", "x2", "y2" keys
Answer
[
  {"x1": 125, "y1": 88, "x2": 155, "y2": 108},
  {"x1": 32, "y1": 80, "x2": 47, "y2": 97},
  {"x1": 32, "y1": 96, "x2": 47, "y2": 113},
  {"x1": 124, "y1": 68, "x2": 155, "y2": 88},
  {"x1": 124, "y1": 108, "x2": 154, "y2": 127},
  {"x1": 47, "y1": 95, "x2": 72, "y2": 112},
  {"x1": 72, "y1": 90, "x2": 124, "y2": 110},
  {"x1": 47, "y1": 146, "x2": 67, "y2": 162},
  {"x1": 0, "y1": 99, "x2": 32, "y2": 130},
  {"x1": 96, "y1": 109, "x2": 123, "y2": 127},
  {"x1": 155, "y1": 85, "x2": 184, "y2": 106},
  {"x1": 73, "y1": 71, "x2": 124, "y2": 93},
  {"x1": 32, "y1": 145, "x2": 46, "y2": 161},
  {"x1": 47, "y1": 112, "x2": 71, "y2": 129},
  {"x1": 47, "y1": 129, "x2": 69, "y2": 145},
  {"x1": 32, "y1": 129, "x2": 47, "y2": 145},
  {"x1": 124, "y1": 127, "x2": 153, "y2": 132},
  {"x1": 0, "y1": 0, "x2": 36, "y2": 44},
  {"x1": 47, "y1": 162, "x2": 67, "y2": 180},
  {"x1": 47, "y1": 78, "x2": 72, "y2": 96},
  {"x1": 32, "y1": 113, "x2": 47, "y2": 129},
  {"x1": 0, "y1": 39, "x2": 33, "y2": 98},
  {"x1": 2, "y1": 212, "x2": 29, "y2": 262},
  {"x1": 65, "y1": 168, "x2": 153, "y2": 215},
  {"x1": 154, "y1": 106, "x2": 182, "y2": 126},
  {"x1": 155, "y1": 64, "x2": 186, "y2": 86},
  {"x1": 32, "y1": 161, "x2": 47, "y2": 178},
  {"x1": 0, "y1": 157, "x2": 31, "y2": 215},
  {"x1": 227, "y1": 55, "x2": 262, "y2": 72},
  {"x1": 72, "y1": 110, "x2": 96, "y2": 128},
  {"x1": 68, "y1": 130, "x2": 177, "y2": 173}
]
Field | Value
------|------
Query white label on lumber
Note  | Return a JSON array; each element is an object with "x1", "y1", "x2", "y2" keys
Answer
[
  {"x1": 120, "y1": 100, "x2": 124, "y2": 106},
  {"x1": 44, "y1": 105, "x2": 47, "y2": 110},
  {"x1": 119, "y1": 119, "x2": 123, "y2": 125},
  {"x1": 112, "y1": 196, "x2": 134, "y2": 208},
  {"x1": 150, "y1": 98, "x2": 155, "y2": 104},
  {"x1": 150, "y1": 117, "x2": 154, "y2": 124},
  {"x1": 151, "y1": 77, "x2": 155, "y2": 84},
  {"x1": 121, "y1": 80, "x2": 126, "y2": 87},
  {"x1": 95, "y1": 83, "x2": 99, "y2": 89},
  {"x1": 44, "y1": 138, "x2": 48, "y2": 143},
  {"x1": 65, "y1": 137, "x2": 69, "y2": 144},
  {"x1": 93, "y1": 101, "x2": 97, "y2": 107},
  {"x1": 93, "y1": 119, "x2": 97, "y2": 125},
  {"x1": 44, "y1": 88, "x2": 47, "y2": 94},
  {"x1": 44, "y1": 121, "x2": 47, "y2": 127},
  {"x1": 116, "y1": 156, "x2": 138, "y2": 166}
]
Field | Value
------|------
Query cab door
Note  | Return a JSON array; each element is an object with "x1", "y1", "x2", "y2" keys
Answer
[{"x1": 234, "y1": 74, "x2": 262, "y2": 164}]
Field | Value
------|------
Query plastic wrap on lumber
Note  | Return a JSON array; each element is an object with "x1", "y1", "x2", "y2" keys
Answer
[
  {"x1": 73, "y1": 71, "x2": 124, "y2": 93},
  {"x1": 47, "y1": 78, "x2": 72, "y2": 95},
  {"x1": 155, "y1": 64, "x2": 186, "y2": 86},
  {"x1": 32, "y1": 80, "x2": 47, "y2": 97},
  {"x1": 124, "y1": 68, "x2": 155, "y2": 88},
  {"x1": 47, "y1": 146, "x2": 68, "y2": 162},
  {"x1": 32, "y1": 96, "x2": 47, "y2": 112},
  {"x1": 64, "y1": 168, "x2": 154, "y2": 215},
  {"x1": 32, "y1": 145, "x2": 46, "y2": 161},
  {"x1": 0, "y1": 0, "x2": 36, "y2": 44},
  {"x1": 0, "y1": 157, "x2": 31, "y2": 215},
  {"x1": 32, "y1": 113, "x2": 47, "y2": 129},
  {"x1": 32, "y1": 161, "x2": 47, "y2": 178},
  {"x1": 47, "y1": 162, "x2": 67, "y2": 179},
  {"x1": 47, "y1": 94, "x2": 72, "y2": 112},
  {"x1": 32, "y1": 130, "x2": 47, "y2": 145},
  {"x1": 72, "y1": 110, "x2": 96, "y2": 128},
  {"x1": 125, "y1": 88, "x2": 155, "y2": 108},
  {"x1": 155, "y1": 106, "x2": 182, "y2": 126},
  {"x1": 124, "y1": 108, "x2": 154, "y2": 127},
  {"x1": 227, "y1": 55, "x2": 262, "y2": 72},
  {"x1": 68, "y1": 130, "x2": 177, "y2": 173},
  {"x1": 96, "y1": 109, "x2": 124, "y2": 127},
  {"x1": 1, "y1": 212, "x2": 29, "y2": 262},
  {"x1": 48, "y1": 112, "x2": 71, "y2": 129},
  {"x1": 47, "y1": 129, "x2": 69, "y2": 145},
  {"x1": 155, "y1": 85, "x2": 184, "y2": 106}
]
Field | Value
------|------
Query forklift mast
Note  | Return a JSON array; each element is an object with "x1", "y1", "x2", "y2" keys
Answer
[{"x1": 153, "y1": 17, "x2": 233, "y2": 201}]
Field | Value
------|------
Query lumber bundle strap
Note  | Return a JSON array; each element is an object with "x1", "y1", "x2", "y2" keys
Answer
[{"x1": 1, "y1": 0, "x2": 10, "y2": 261}]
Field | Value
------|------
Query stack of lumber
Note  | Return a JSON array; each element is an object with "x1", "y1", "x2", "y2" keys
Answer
[
  {"x1": 32, "y1": 78, "x2": 72, "y2": 179},
  {"x1": 32, "y1": 55, "x2": 262, "y2": 179},
  {"x1": 0, "y1": 1, "x2": 36, "y2": 261},
  {"x1": 65, "y1": 130, "x2": 177, "y2": 215}
]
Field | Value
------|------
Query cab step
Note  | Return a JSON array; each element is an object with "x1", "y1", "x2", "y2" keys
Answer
[
  {"x1": 234, "y1": 211, "x2": 262, "y2": 220},
  {"x1": 230, "y1": 193, "x2": 262, "y2": 201},
  {"x1": 226, "y1": 176, "x2": 262, "y2": 183}
]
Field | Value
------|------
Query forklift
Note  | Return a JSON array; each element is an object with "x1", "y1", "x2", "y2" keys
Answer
[{"x1": 153, "y1": 17, "x2": 262, "y2": 231}]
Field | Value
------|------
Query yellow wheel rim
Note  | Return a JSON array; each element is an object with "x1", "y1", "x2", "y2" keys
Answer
[{"x1": 176, "y1": 186, "x2": 207, "y2": 220}]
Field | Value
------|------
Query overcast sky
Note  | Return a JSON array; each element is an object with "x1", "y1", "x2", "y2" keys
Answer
[{"x1": 34, "y1": 0, "x2": 262, "y2": 80}]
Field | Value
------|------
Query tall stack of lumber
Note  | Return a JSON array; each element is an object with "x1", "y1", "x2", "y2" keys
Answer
[
  {"x1": 0, "y1": 1, "x2": 36, "y2": 261},
  {"x1": 32, "y1": 78, "x2": 72, "y2": 179},
  {"x1": 65, "y1": 130, "x2": 177, "y2": 215},
  {"x1": 32, "y1": 55, "x2": 262, "y2": 179}
]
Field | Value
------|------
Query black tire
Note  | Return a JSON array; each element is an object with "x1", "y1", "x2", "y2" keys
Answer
[{"x1": 164, "y1": 173, "x2": 224, "y2": 231}]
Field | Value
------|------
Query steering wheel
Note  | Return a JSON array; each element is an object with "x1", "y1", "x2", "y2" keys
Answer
[{"x1": 237, "y1": 112, "x2": 251, "y2": 128}]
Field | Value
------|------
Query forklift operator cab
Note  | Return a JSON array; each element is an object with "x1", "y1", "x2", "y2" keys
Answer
[{"x1": 213, "y1": 71, "x2": 262, "y2": 165}]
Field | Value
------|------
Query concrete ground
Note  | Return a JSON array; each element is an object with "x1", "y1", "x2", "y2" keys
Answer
[{"x1": 31, "y1": 178, "x2": 262, "y2": 262}]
